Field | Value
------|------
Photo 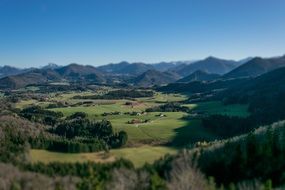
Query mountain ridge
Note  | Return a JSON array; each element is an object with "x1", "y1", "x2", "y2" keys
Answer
[
  {"x1": 132, "y1": 69, "x2": 180, "y2": 87},
  {"x1": 169, "y1": 56, "x2": 239, "y2": 77},
  {"x1": 177, "y1": 70, "x2": 220, "y2": 83},
  {"x1": 224, "y1": 55, "x2": 285, "y2": 78}
]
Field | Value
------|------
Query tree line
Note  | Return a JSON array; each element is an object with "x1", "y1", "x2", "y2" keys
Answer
[
  {"x1": 73, "y1": 89, "x2": 154, "y2": 99},
  {"x1": 146, "y1": 102, "x2": 190, "y2": 112}
]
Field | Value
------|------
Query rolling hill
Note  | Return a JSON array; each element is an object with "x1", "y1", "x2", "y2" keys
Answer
[
  {"x1": 55, "y1": 63, "x2": 106, "y2": 82},
  {"x1": 177, "y1": 70, "x2": 220, "y2": 83},
  {"x1": 223, "y1": 66, "x2": 285, "y2": 100},
  {"x1": 224, "y1": 55, "x2": 285, "y2": 78},
  {"x1": 132, "y1": 70, "x2": 180, "y2": 87},
  {"x1": 169, "y1": 56, "x2": 238, "y2": 77},
  {"x1": 97, "y1": 62, "x2": 155, "y2": 76},
  {"x1": 0, "y1": 69, "x2": 61, "y2": 89},
  {"x1": 0, "y1": 64, "x2": 106, "y2": 89}
]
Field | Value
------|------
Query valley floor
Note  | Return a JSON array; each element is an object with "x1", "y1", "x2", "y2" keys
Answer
[{"x1": 16, "y1": 90, "x2": 249, "y2": 166}]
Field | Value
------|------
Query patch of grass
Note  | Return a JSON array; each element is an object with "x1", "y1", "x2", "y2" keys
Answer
[
  {"x1": 137, "y1": 92, "x2": 187, "y2": 104},
  {"x1": 30, "y1": 146, "x2": 177, "y2": 167},
  {"x1": 30, "y1": 149, "x2": 115, "y2": 163},
  {"x1": 49, "y1": 101, "x2": 144, "y2": 117},
  {"x1": 15, "y1": 99, "x2": 39, "y2": 109},
  {"x1": 111, "y1": 146, "x2": 177, "y2": 167},
  {"x1": 109, "y1": 112, "x2": 188, "y2": 142}
]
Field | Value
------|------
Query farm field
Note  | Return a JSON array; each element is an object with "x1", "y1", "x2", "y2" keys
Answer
[
  {"x1": 30, "y1": 146, "x2": 177, "y2": 167},
  {"x1": 49, "y1": 107, "x2": 192, "y2": 143},
  {"x1": 136, "y1": 92, "x2": 188, "y2": 103},
  {"x1": 17, "y1": 90, "x2": 250, "y2": 166}
]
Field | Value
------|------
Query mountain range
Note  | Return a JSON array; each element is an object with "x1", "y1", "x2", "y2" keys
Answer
[
  {"x1": 159, "y1": 56, "x2": 285, "y2": 96},
  {"x1": 1, "y1": 54, "x2": 285, "y2": 89},
  {"x1": 97, "y1": 61, "x2": 154, "y2": 76},
  {"x1": 0, "y1": 64, "x2": 105, "y2": 89},
  {"x1": 0, "y1": 69, "x2": 61, "y2": 89},
  {"x1": 96, "y1": 61, "x2": 191, "y2": 76}
]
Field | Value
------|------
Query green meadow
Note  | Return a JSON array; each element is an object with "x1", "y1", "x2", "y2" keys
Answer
[
  {"x1": 30, "y1": 146, "x2": 177, "y2": 167},
  {"x1": 16, "y1": 91, "x2": 249, "y2": 165}
]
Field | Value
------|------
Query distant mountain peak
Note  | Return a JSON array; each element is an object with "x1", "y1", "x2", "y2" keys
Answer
[
  {"x1": 205, "y1": 56, "x2": 219, "y2": 60},
  {"x1": 42, "y1": 63, "x2": 60, "y2": 70}
]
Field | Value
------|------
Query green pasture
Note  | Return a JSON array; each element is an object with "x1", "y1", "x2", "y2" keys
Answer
[
  {"x1": 16, "y1": 92, "x2": 248, "y2": 146},
  {"x1": 49, "y1": 101, "x2": 145, "y2": 116},
  {"x1": 107, "y1": 112, "x2": 189, "y2": 142},
  {"x1": 110, "y1": 146, "x2": 177, "y2": 167},
  {"x1": 137, "y1": 92, "x2": 187, "y2": 103},
  {"x1": 30, "y1": 146, "x2": 177, "y2": 167}
]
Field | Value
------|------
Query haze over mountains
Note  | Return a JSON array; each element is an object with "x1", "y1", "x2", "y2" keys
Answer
[
  {"x1": 1, "y1": 54, "x2": 285, "y2": 89},
  {"x1": 0, "y1": 66, "x2": 28, "y2": 78}
]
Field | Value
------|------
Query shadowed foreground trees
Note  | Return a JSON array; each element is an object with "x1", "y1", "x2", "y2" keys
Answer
[{"x1": 0, "y1": 163, "x2": 79, "y2": 190}]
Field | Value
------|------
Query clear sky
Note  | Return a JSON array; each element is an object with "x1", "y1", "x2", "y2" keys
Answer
[{"x1": 0, "y1": 0, "x2": 285, "y2": 68}]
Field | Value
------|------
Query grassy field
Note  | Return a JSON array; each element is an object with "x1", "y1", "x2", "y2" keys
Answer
[
  {"x1": 49, "y1": 105, "x2": 198, "y2": 143},
  {"x1": 45, "y1": 92, "x2": 193, "y2": 144},
  {"x1": 110, "y1": 112, "x2": 189, "y2": 142},
  {"x1": 30, "y1": 146, "x2": 177, "y2": 167},
  {"x1": 17, "y1": 93, "x2": 247, "y2": 144},
  {"x1": 137, "y1": 92, "x2": 187, "y2": 103},
  {"x1": 16, "y1": 99, "x2": 39, "y2": 108},
  {"x1": 24, "y1": 91, "x2": 249, "y2": 166}
]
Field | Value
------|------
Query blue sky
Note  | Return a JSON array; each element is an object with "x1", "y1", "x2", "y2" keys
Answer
[{"x1": 0, "y1": 0, "x2": 285, "y2": 68}]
